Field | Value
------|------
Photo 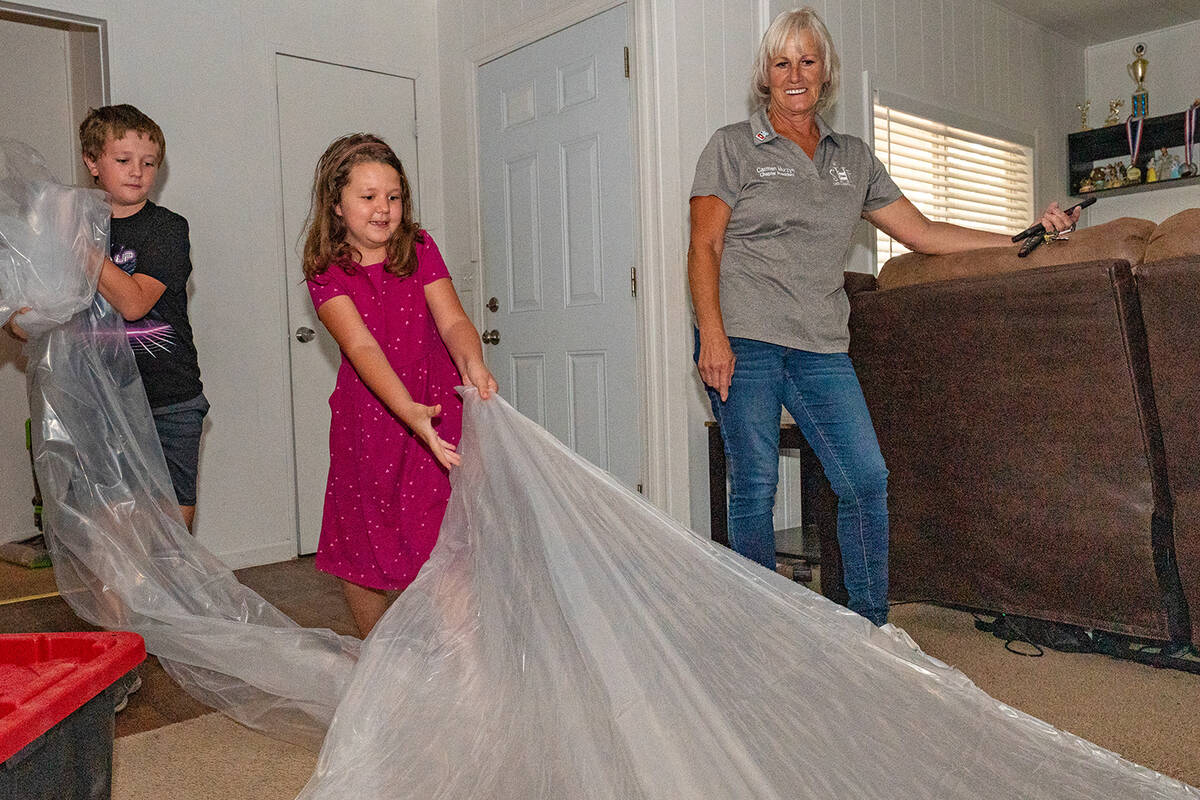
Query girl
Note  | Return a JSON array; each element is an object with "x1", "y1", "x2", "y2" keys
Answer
[{"x1": 303, "y1": 133, "x2": 497, "y2": 636}]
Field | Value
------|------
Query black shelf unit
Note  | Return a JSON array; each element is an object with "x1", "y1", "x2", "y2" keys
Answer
[{"x1": 1067, "y1": 110, "x2": 1191, "y2": 196}]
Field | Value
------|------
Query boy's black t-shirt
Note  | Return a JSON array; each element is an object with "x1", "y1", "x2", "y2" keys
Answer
[{"x1": 108, "y1": 200, "x2": 203, "y2": 408}]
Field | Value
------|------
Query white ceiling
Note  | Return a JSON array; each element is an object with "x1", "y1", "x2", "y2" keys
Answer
[{"x1": 987, "y1": 0, "x2": 1200, "y2": 45}]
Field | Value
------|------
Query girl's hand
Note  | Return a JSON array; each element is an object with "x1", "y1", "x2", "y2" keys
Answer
[
  {"x1": 404, "y1": 402, "x2": 462, "y2": 469},
  {"x1": 2, "y1": 308, "x2": 30, "y2": 342},
  {"x1": 463, "y1": 361, "x2": 498, "y2": 400}
]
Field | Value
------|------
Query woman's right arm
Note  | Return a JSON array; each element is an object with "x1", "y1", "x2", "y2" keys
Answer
[
  {"x1": 688, "y1": 194, "x2": 735, "y2": 401},
  {"x1": 316, "y1": 295, "x2": 460, "y2": 468}
]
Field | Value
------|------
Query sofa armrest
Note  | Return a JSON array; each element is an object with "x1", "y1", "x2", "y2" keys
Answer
[
  {"x1": 842, "y1": 270, "x2": 877, "y2": 297},
  {"x1": 1135, "y1": 254, "x2": 1200, "y2": 646}
]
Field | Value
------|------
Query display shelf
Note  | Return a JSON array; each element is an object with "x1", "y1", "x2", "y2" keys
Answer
[
  {"x1": 1067, "y1": 109, "x2": 1194, "y2": 196},
  {"x1": 1076, "y1": 173, "x2": 1200, "y2": 199}
]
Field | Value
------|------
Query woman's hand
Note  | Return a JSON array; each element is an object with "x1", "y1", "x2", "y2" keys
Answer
[
  {"x1": 403, "y1": 402, "x2": 462, "y2": 469},
  {"x1": 1034, "y1": 201, "x2": 1082, "y2": 235},
  {"x1": 463, "y1": 361, "x2": 498, "y2": 400},
  {"x1": 2, "y1": 308, "x2": 30, "y2": 342},
  {"x1": 697, "y1": 330, "x2": 736, "y2": 402}
]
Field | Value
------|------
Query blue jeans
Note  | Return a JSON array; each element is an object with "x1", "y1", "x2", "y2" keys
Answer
[{"x1": 697, "y1": 333, "x2": 890, "y2": 625}]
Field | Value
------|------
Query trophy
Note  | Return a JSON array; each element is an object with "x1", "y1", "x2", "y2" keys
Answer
[
  {"x1": 1076, "y1": 100, "x2": 1090, "y2": 131},
  {"x1": 1105, "y1": 99, "x2": 1123, "y2": 126},
  {"x1": 1128, "y1": 43, "x2": 1149, "y2": 117}
]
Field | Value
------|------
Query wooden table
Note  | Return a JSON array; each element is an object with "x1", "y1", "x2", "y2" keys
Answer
[{"x1": 706, "y1": 420, "x2": 846, "y2": 604}]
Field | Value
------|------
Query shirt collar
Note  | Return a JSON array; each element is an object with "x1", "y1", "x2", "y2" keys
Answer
[{"x1": 749, "y1": 107, "x2": 839, "y2": 149}]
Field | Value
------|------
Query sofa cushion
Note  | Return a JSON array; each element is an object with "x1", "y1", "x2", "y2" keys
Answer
[
  {"x1": 1144, "y1": 208, "x2": 1200, "y2": 263},
  {"x1": 876, "y1": 216, "x2": 1156, "y2": 291}
]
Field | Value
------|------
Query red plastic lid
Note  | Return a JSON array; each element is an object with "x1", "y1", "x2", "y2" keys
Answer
[{"x1": 0, "y1": 631, "x2": 146, "y2": 762}]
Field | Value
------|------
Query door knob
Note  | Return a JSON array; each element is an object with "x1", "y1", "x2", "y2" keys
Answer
[
  {"x1": 486, "y1": 296, "x2": 499, "y2": 312},
  {"x1": 481, "y1": 329, "x2": 500, "y2": 345},
  {"x1": 295, "y1": 326, "x2": 316, "y2": 343}
]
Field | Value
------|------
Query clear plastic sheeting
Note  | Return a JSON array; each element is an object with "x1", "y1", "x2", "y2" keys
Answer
[
  {"x1": 300, "y1": 390, "x2": 1200, "y2": 799},
  {"x1": 0, "y1": 138, "x2": 357, "y2": 747},
  {"x1": 0, "y1": 139, "x2": 107, "y2": 336}
]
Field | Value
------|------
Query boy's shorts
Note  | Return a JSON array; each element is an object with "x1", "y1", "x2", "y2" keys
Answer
[{"x1": 152, "y1": 393, "x2": 209, "y2": 506}]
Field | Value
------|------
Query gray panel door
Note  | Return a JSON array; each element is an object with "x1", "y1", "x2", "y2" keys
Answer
[{"x1": 477, "y1": 5, "x2": 640, "y2": 488}]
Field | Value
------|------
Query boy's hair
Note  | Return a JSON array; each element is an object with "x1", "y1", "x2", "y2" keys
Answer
[
  {"x1": 79, "y1": 104, "x2": 166, "y2": 166},
  {"x1": 302, "y1": 133, "x2": 421, "y2": 281}
]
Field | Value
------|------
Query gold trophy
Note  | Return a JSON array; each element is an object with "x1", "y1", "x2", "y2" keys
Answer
[
  {"x1": 1105, "y1": 99, "x2": 1124, "y2": 126},
  {"x1": 1076, "y1": 100, "x2": 1090, "y2": 131},
  {"x1": 1128, "y1": 43, "x2": 1149, "y2": 117}
]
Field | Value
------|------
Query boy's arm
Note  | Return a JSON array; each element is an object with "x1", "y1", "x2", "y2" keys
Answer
[
  {"x1": 2, "y1": 308, "x2": 31, "y2": 342},
  {"x1": 98, "y1": 258, "x2": 166, "y2": 321}
]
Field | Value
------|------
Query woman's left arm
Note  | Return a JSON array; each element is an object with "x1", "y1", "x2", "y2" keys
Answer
[
  {"x1": 425, "y1": 277, "x2": 497, "y2": 399},
  {"x1": 863, "y1": 197, "x2": 1080, "y2": 255}
]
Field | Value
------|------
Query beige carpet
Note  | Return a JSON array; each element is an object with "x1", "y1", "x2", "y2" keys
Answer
[
  {"x1": 113, "y1": 713, "x2": 317, "y2": 800},
  {"x1": 889, "y1": 603, "x2": 1200, "y2": 787}
]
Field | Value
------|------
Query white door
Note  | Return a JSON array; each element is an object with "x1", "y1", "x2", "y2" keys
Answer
[
  {"x1": 477, "y1": 5, "x2": 640, "y2": 489},
  {"x1": 276, "y1": 54, "x2": 418, "y2": 554}
]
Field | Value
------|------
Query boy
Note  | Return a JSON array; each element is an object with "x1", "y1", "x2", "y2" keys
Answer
[{"x1": 4, "y1": 104, "x2": 206, "y2": 531}]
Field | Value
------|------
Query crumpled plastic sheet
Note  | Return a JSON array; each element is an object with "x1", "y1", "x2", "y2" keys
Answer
[
  {"x1": 0, "y1": 140, "x2": 108, "y2": 335},
  {"x1": 0, "y1": 138, "x2": 357, "y2": 747},
  {"x1": 298, "y1": 389, "x2": 1200, "y2": 799}
]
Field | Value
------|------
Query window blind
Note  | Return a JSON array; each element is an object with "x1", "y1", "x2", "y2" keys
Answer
[{"x1": 873, "y1": 103, "x2": 1034, "y2": 268}]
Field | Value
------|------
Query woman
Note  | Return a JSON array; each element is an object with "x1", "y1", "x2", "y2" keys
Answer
[{"x1": 688, "y1": 7, "x2": 1078, "y2": 626}]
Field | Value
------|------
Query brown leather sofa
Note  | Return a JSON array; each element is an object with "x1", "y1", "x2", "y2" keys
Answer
[{"x1": 813, "y1": 209, "x2": 1200, "y2": 646}]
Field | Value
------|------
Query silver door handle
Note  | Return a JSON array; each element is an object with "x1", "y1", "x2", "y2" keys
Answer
[
  {"x1": 481, "y1": 329, "x2": 500, "y2": 345},
  {"x1": 295, "y1": 326, "x2": 316, "y2": 343}
]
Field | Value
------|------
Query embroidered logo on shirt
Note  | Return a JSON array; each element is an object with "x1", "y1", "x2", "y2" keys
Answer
[
  {"x1": 756, "y1": 166, "x2": 796, "y2": 178},
  {"x1": 829, "y1": 165, "x2": 853, "y2": 186},
  {"x1": 112, "y1": 245, "x2": 137, "y2": 274},
  {"x1": 755, "y1": 129, "x2": 769, "y2": 142}
]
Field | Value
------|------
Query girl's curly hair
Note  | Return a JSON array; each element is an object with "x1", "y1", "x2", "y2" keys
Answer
[{"x1": 301, "y1": 133, "x2": 421, "y2": 280}]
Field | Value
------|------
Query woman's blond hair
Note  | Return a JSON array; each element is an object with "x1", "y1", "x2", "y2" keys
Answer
[{"x1": 750, "y1": 8, "x2": 840, "y2": 115}]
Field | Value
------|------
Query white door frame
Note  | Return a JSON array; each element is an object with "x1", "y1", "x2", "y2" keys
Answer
[
  {"x1": 0, "y1": 2, "x2": 110, "y2": 98},
  {"x1": 463, "y1": 0, "x2": 691, "y2": 522}
]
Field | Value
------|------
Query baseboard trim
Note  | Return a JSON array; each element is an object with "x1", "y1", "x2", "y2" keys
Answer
[{"x1": 214, "y1": 541, "x2": 297, "y2": 571}]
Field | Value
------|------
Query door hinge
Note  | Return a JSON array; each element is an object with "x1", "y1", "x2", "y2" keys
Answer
[
  {"x1": 624, "y1": 46, "x2": 630, "y2": 78},
  {"x1": 630, "y1": 265, "x2": 638, "y2": 297},
  {"x1": 636, "y1": 483, "x2": 644, "y2": 494}
]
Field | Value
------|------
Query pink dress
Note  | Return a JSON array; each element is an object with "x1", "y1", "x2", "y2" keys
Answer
[{"x1": 306, "y1": 234, "x2": 462, "y2": 591}]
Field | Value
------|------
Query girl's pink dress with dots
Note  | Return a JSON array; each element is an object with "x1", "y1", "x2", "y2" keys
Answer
[{"x1": 306, "y1": 233, "x2": 462, "y2": 591}]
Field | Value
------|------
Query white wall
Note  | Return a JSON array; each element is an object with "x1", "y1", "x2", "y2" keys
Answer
[
  {"x1": 1084, "y1": 20, "x2": 1200, "y2": 225},
  {"x1": 0, "y1": 16, "x2": 78, "y2": 543},
  {"x1": 25, "y1": 0, "x2": 443, "y2": 567}
]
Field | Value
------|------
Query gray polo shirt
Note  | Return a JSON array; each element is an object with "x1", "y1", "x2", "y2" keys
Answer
[{"x1": 691, "y1": 107, "x2": 902, "y2": 353}]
